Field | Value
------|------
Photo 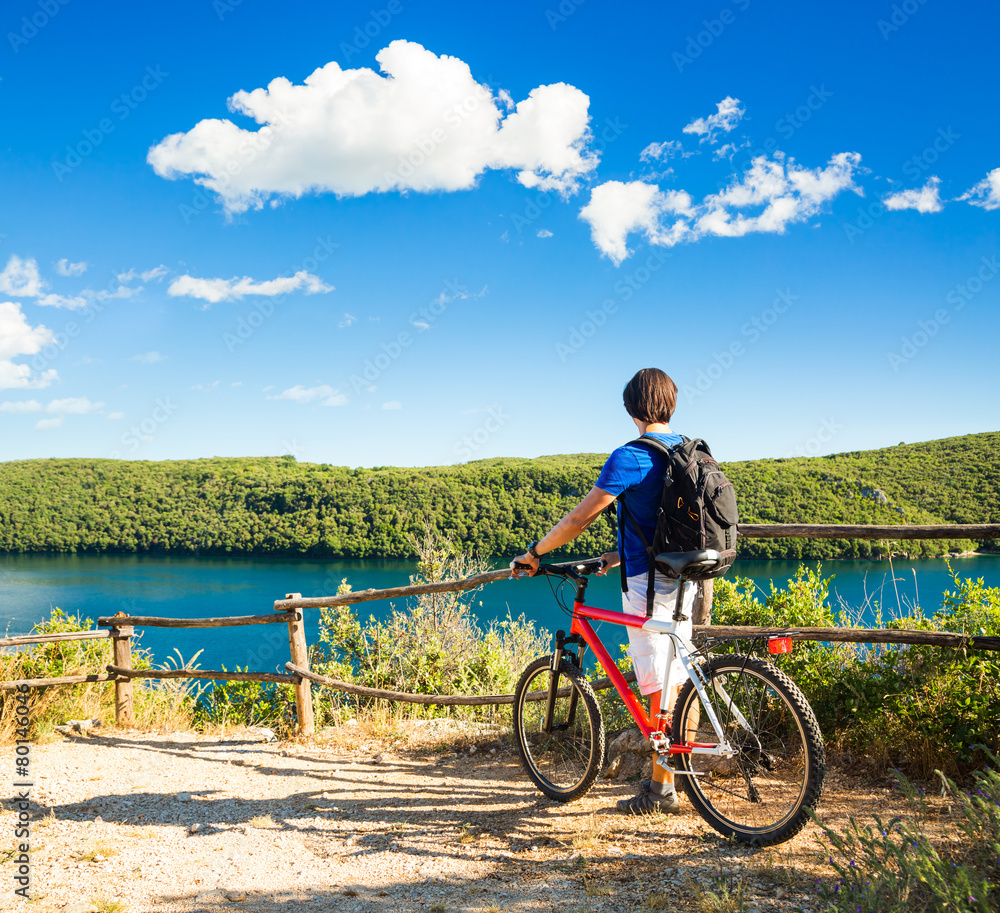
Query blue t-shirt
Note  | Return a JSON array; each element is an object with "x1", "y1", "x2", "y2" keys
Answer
[{"x1": 595, "y1": 432, "x2": 684, "y2": 578}]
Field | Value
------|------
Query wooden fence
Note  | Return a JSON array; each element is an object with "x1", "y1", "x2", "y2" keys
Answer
[{"x1": 2, "y1": 523, "x2": 999, "y2": 736}]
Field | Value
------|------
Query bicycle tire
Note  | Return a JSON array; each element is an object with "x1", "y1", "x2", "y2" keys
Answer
[
  {"x1": 672, "y1": 655, "x2": 825, "y2": 846},
  {"x1": 513, "y1": 655, "x2": 605, "y2": 801}
]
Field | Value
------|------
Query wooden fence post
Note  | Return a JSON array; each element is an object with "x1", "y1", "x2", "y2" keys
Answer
[
  {"x1": 283, "y1": 594, "x2": 314, "y2": 737},
  {"x1": 111, "y1": 625, "x2": 134, "y2": 728},
  {"x1": 692, "y1": 579, "x2": 714, "y2": 627}
]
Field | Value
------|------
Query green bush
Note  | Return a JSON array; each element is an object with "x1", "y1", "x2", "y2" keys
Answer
[
  {"x1": 308, "y1": 531, "x2": 550, "y2": 724},
  {"x1": 816, "y1": 761, "x2": 1000, "y2": 912},
  {"x1": 192, "y1": 675, "x2": 296, "y2": 736},
  {"x1": 711, "y1": 566, "x2": 1000, "y2": 776},
  {"x1": 0, "y1": 609, "x2": 197, "y2": 739}
]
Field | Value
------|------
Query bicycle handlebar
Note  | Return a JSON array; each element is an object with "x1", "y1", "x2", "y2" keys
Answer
[{"x1": 511, "y1": 557, "x2": 606, "y2": 579}]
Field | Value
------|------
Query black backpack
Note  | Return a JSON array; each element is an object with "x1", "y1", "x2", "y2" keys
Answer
[{"x1": 617, "y1": 435, "x2": 739, "y2": 615}]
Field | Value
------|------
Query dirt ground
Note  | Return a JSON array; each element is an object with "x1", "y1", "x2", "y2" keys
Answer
[{"x1": 0, "y1": 723, "x2": 940, "y2": 913}]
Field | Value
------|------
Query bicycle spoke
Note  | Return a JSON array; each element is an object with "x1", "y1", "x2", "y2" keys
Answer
[
  {"x1": 674, "y1": 656, "x2": 825, "y2": 845},
  {"x1": 514, "y1": 657, "x2": 605, "y2": 800}
]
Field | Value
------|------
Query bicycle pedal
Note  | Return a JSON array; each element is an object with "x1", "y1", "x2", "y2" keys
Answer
[{"x1": 648, "y1": 732, "x2": 669, "y2": 753}]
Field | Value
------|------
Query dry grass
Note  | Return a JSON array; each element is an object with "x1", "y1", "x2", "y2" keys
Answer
[
  {"x1": 582, "y1": 875, "x2": 615, "y2": 898},
  {"x1": 570, "y1": 812, "x2": 614, "y2": 851},
  {"x1": 92, "y1": 898, "x2": 127, "y2": 913},
  {"x1": 77, "y1": 840, "x2": 120, "y2": 863},
  {"x1": 247, "y1": 814, "x2": 276, "y2": 829},
  {"x1": 0, "y1": 637, "x2": 198, "y2": 743}
]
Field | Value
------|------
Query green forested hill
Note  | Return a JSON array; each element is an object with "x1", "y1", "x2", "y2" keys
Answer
[{"x1": 0, "y1": 432, "x2": 997, "y2": 559}]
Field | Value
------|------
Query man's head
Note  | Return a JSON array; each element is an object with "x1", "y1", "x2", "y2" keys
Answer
[{"x1": 622, "y1": 368, "x2": 677, "y2": 424}]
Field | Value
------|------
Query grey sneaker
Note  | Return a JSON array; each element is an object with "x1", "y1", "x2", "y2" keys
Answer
[{"x1": 616, "y1": 786, "x2": 681, "y2": 815}]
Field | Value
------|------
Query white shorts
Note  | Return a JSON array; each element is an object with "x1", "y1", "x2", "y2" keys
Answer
[{"x1": 623, "y1": 571, "x2": 695, "y2": 696}]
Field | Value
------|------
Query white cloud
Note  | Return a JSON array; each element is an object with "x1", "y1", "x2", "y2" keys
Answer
[
  {"x1": 268, "y1": 384, "x2": 348, "y2": 406},
  {"x1": 0, "y1": 399, "x2": 43, "y2": 413},
  {"x1": 640, "y1": 140, "x2": 686, "y2": 162},
  {"x1": 0, "y1": 301, "x2": 58, "y2": 390},
  {"x1": 84, "y1": 283, "x2": 142, "y2": 301},
  {"x1": 1, "y1": 256, "x2": 90, "y2": 308},
  {"x1": 338, "y1": 312, "x2": 357, "y2": 328},
  {"x1": 1, "y1": 397, "x2": 104, "y2": 415},
  {"x1": 167, "y1": 270, "x2": 332, "y2": 304},
  {"x1": 147, "y1": 40, "x2": 598, "y2": 212},
  {"x1": 683, "y1": 97, "x2": 745, "y2": 143},
  {"x1": 381, "y1": 400, "x2": 402, "y2": 410},
  {"x1": 884, "y1": 177, "x2": 944, "y2": 214},
  {"x1": 132, "y1": 351, "x2": 166, "y2": 364},
  {"x1": 536, "y1": 229, "x2": 553, "y2": 238},
  {"x1": 958, "y1": 167, "x2": 1000, "y2": 211},
  {"x1": 35, "y1": 417, "x2": 63, "y2": 431},
  {"x1": 45, "y1": 397, "x2": 105, "y2": 414},
  {"x1": 118, "y1": 265, "x2": 169, "y2": 284},
  {"x1": 579, "y1": 181, "x2": 694, "y2": 265},
  {"x1": 580, "y1": 152, "x2": 862, "y2": 264},
  {"x1": 55, "y1": 259, "x2": 88, "y2": 277},
  {"x1": 713, "y1": 141, "x2": 749, "y2": 162},
  {"x1": 0, "y1": 256, "x2": 45, "y2": 297},
  {"x1": 36, "y1": 293, "x2": 89, "y2": 309},
  {"x1": 107, "y1": 412, "x2": 125, "y2": 420}
]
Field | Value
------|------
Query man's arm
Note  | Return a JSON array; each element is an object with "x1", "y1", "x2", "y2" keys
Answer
[{"x1": 510, "y1": 486, "x2": 616, "y2": 575}]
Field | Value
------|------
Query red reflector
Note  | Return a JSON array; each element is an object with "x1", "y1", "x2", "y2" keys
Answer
[{"x1": 768, "y1": 636, "x2": 793, "y2": 654}]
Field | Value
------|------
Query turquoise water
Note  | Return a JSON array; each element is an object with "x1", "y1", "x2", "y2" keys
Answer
[{"x1": 1, "y1": 553, "x2": 997, "y2": 674}]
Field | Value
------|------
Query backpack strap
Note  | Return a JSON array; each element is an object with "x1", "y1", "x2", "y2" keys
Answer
[
  {"x1": 619, "y1": 434, "x2": 691, "y2": 616},
  {"x1": 617, "y1": 494, "x2": 658, "y2": 617}
]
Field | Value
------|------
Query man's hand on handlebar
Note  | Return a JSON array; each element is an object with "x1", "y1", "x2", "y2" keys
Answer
[
  {"x1": 596, "y1": 551, "x2": 620, "y2": 576},
  {"x1": 509, "y1": 552, "x2": 539, "y2": 578}
]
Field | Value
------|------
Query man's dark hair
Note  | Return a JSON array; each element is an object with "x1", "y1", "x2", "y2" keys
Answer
[{"x1": 622, "y1": 368, "x2": 677, "y2": 424}]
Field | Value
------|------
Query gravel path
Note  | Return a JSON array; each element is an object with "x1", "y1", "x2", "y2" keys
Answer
[{"x1": 1, "y1": 726, "x2": 912, "y2": 912}]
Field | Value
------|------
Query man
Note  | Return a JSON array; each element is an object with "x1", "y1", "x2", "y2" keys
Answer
[{"x1": 510, "y1": 367, "x2": 695, "y2": 814}]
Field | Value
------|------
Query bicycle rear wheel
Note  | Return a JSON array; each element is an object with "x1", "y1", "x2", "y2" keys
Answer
[
  {"x1": 672, "y1": 655, "x2": 825, "y2": 845},
  {"x1": 513, "y1": 655, "x2": 605, "y2": 801}
]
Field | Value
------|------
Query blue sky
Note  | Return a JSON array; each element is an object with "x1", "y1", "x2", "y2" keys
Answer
[{"x1": 1, "y1": 0, "x2": 997, "y2": 468}]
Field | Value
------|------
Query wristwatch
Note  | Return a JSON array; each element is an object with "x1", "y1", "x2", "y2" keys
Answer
[{"x1": 527, "y1": 541, "x2": 542, "y2": 559}]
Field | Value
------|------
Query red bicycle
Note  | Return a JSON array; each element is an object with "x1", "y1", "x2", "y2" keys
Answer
[{"x1": 512, "y1": 550, "x2": 825, "y2": 846}]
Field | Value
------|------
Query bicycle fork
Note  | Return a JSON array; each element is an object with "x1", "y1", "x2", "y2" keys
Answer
[{"x1": 542, "y1": 630, "x2": 585, "y2": 733}]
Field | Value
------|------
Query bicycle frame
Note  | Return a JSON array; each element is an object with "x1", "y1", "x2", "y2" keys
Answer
[
  {"x1": 562, "y1": 595, "x2": 746, "y2": 768},
  {"x1": 517, "y1": 561, "x2": 825, "y2": 845}
]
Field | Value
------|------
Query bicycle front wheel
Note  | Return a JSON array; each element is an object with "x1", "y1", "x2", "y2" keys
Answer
[
  {"x1": 513, "y1": 655, "x2": 605, "y2": 801},
  {"x1": 672, "y1": 655, "x2": 825, "y2": 845}
]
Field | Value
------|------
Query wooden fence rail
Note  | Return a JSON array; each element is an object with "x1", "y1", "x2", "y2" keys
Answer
[
  {"x1": 3, "y1": 523, "x2": 999, "y2": 732},
  {"x1": 107, "y1": 665, "x2": 298, "y2": 685},
  {"x1": 737, "y1": 523, "x2": 1000, "y2": 540},
  {"x1": 0, "y1": 630, "x2": 112, "y2": 649},
  {"x1": 94, "y1": 612, "x2": 299, "y2": 628}
]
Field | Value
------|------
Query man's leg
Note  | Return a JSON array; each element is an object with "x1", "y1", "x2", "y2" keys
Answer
[
  {"x1": 647, "y1": 686, "x2": 681, "y2": 798},
  {"x1": 616, "y1": 685, "x2": 682, "y2": 814}
]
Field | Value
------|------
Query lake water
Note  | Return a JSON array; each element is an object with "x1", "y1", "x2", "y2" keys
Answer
[{"x1": 2, "y1": 553, "x2": 998, "y2": 675}]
